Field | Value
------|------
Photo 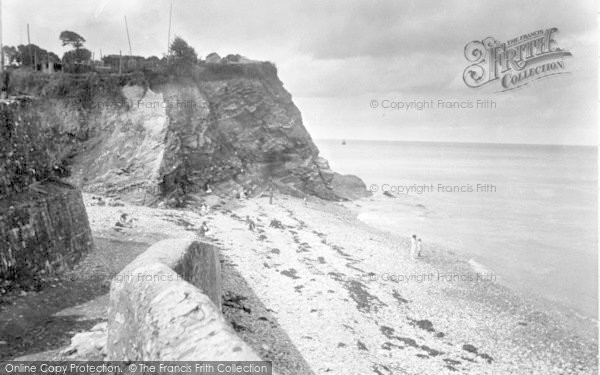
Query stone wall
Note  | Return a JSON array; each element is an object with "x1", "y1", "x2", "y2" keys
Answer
[
  {"x1": 107, "y1": 239, "x2": 261, "y2": 361},
  {"x1": 0, "y1": 183, "x2": 94, "y2": 280}
]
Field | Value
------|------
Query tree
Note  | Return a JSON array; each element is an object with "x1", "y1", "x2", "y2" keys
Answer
[
  {"x1": 16, "y1": 44, "x2": 50, "y2": 67},
  {"x1": 60, "y1": 30, "x2": 90, "y2": 70},
  {"x1": 1, "y1": 46, "x2": 18, "y2": 65},
  {"x1": 2, "y1": 44, "x2": 59, "y2": 68},
  {"x1": 170, "y1": 36, "x2": 197, "y2": 64},
  {"x1": 47, "y1": 52, "x2": 61, "y2": 64},
  {"x1": 59, "y1": 30, "x2": 86, "y2": 49},
  {"x1": 63, "y1": 48, "x2": 92, "y2": 65},
  {"x1": 224, "y1": 54, "x2": 241, "y2": 63},
  {"x1": 144, "y1": 56, "x2": 162, "y2": 69}
]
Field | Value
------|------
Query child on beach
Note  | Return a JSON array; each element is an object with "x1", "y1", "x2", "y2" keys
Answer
[
  {"x1": 417, "y1": 238, "x2": 422, "y2": 258},
  {"x1": 199, "y1": 221, "x2": 209, "y2": 236},
  {"x1": 410, "y1": 234, "x2": 417, "y2": 258},
  {"x1": 268, "y1": 186, "x2": 274, "y2": 205},
  {"x1": 246, "y1": 215, "x2": 256, "y2": 231}
]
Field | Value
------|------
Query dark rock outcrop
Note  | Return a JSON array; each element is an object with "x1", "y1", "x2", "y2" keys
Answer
[{"x1": 330, "y1": 173, "x2": 370, "y2": 200}]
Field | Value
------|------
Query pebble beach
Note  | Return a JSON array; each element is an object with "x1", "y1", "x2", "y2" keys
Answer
[{"x1": 65, "y1": 192, "x2": 598, "y2": 374}]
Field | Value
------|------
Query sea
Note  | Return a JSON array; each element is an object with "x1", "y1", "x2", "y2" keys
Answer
[{"x1": 315, "y1": 139, "x2": 598, "y2": 320}]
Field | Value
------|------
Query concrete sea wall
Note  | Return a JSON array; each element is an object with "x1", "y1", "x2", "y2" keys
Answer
[{"x1": 107, "y1": 239, "x2": 262, "y2": 361}]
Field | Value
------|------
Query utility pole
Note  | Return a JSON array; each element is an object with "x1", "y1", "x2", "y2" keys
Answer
[
  {"x1": 27, "y1": 24, "x2": 33, "y2": 67},
  {"x1": 167, "y1": 1, "x2": 173, "y2": 58},
  {"x1": 124, "y1": 15, "x2": 133, "y2": 69},
  {"x1": 124, "y1": 15, "x2": 132, "y2": 56}
]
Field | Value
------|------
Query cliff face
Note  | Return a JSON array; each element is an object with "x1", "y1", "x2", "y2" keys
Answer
[{"x1": 6, "y1": 64, "x2": 368, "y2": 204}]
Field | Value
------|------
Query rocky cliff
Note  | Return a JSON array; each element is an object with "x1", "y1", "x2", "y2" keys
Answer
[{"x1": 5, "y1": 63, "x2": 368, "y2": 205}]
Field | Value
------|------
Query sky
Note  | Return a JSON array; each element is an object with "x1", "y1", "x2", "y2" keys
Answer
[{"x1": 2, "y1": 0, "x2": 597, "y2": 145}]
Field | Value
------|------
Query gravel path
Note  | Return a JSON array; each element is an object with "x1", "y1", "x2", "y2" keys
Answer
[{"x1": 0, "y1": 237, "x2": 149, "y2": 360}]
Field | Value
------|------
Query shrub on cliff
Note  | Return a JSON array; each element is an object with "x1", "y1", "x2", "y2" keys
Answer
[
  {"x1": 8, "y1": 71, "x2": 129, "y2": 115},
  {"x1": 169, "y1": 36, "x2": 198, "y2": 76},
  {"x1": 170, "y1": 36, "x2": 198, "y2": 64},
  {"x1": 198, "y1": 61, "x2": 278, "y2": 81}
]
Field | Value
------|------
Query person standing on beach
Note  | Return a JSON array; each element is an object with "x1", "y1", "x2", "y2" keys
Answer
[
  {"x1": 246, "y1": 215, "x2": 256, "y2": 231},
  {"x1": 410, "y1": 234, "x2": 417, "y2": 258},
  {"x1": 417, "y1": 238, "x2": 423, "y2": 258}
]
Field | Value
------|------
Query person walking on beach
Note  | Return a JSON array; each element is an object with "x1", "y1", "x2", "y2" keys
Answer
[
  {"x1": 417, "y1": 238, "x2": 423, "y2": 258},
  {"x1": 410, "y1": 234, "x2": 417, "y2": 258}
]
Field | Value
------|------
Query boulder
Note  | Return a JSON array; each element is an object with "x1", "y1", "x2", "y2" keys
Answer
[
  {"x1": 61, "y1": 322, "x2": 107, "y2": 360},
  {"x1": 330, "y1": 173, "x2": 371, "y2": 200}
]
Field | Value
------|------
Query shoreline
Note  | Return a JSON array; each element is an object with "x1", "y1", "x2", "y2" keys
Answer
[
  {"x1": 346, "y1": 196, "x2": 600, "y2": 326},
  {"x1": 342, "y1": 196, "x2": 599, "y2": 340},
  {"x1": 345, "y1": 198, "x2": 600, "y2": 339}
]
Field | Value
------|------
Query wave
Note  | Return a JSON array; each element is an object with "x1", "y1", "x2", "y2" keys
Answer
[{"x1": 468, "y1": 258, "x2": 492, "y2": 275}]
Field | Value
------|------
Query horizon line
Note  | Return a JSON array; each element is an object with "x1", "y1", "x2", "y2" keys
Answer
[{"x1": 314, "y1": 138, "x2": 598, "y2": 148}]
